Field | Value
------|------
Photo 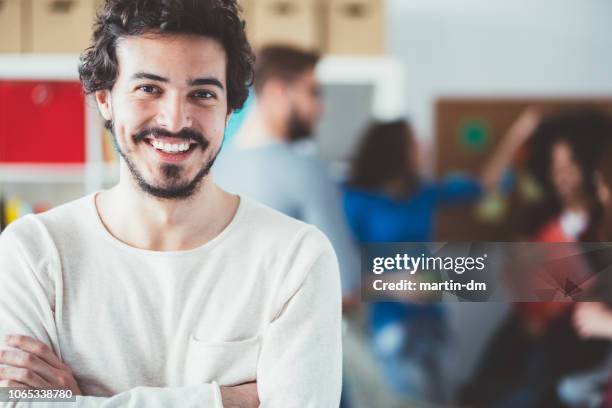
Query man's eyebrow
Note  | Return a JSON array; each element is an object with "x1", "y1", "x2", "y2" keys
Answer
[
  {"x1": 131, "y1": 72, "x2": 168, "y2": 82},
  {"x1": 188, "y1": 77, "x2": 224, "y2": 90},
  {"x1": 130, "y1": 73, "x2": 224, "y2": 90}
]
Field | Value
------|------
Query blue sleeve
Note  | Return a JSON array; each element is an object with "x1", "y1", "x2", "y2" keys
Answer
[
  {"x1": 342, "y1": 191, "x2": 366, "y2": 244},
  {"x1": 435, "y1": 173, "x2": 483, "y2": 206}
]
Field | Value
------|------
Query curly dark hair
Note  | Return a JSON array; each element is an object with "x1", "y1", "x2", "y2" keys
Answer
[{"x1": 78, "y1": 0, "x2": 254, "y2": 112}]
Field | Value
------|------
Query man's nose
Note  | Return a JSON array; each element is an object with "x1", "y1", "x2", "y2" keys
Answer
[{"x1": 156, "y1": 92, "x2": 192, "y2": 133}]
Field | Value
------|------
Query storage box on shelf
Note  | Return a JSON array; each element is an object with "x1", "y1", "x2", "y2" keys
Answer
[
  {"x1": 30, "y1": 0, "x2": 97, "y2": 53},
  {"x1": 326, "y1": 0, "x2": 385, "y2": 55},
  {"x1": 0, "y1": 0, "x2": 24, "y2": 53},
  {"x1": 249, "y1": 0, "x2": 325, "y2": 52},
  {"x1": 0, "y1": 0, "x2": 98, "y2": 54},
  {"x1": 243, "y1": 0, "x2": 385, "y2": 55}
]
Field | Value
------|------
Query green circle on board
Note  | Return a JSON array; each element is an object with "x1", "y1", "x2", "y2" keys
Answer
[{"x1": 459, "y1": 119, "x2": 490, "y2": 153}]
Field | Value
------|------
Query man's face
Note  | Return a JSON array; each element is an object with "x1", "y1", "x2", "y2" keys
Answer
[
  {"x1": 285, "y1": 68, "x2": 323, "y2": 142},
  {"x1": 97, "y1": 34, "x2": 229, "y2": 199}
]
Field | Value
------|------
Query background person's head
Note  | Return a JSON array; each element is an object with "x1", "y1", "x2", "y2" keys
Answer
[
  {"x1": 253, "y1": 45, "x2": 322, "y2": 142},
  {"x1": 347, "y1": 120, "x2": 420, "y2": 195},
  {"x1": 79, "y1": 0, "x2": 254, "y2": 200},
  {"x1": 525, "y1": 109, "x2": 612, "y2": 239}
]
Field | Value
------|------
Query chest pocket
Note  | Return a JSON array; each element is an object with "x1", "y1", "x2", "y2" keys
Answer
[{"x1": 185, "y1": 334, "x2": 261, "y2": 386}]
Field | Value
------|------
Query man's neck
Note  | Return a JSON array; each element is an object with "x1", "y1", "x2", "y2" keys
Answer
[
  {"x1": 96, "y1": 166, "x2": 239, "y2": 252},
  {"x1": 234, "y1": 106, "x2": 288, "y2": 148}
]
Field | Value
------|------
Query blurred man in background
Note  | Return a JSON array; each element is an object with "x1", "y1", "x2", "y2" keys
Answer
[{"x1": 215, "y1": 45, "x2": 360, "y2": 302}]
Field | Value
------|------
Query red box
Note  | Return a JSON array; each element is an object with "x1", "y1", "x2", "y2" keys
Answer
[{"x1": 0, "y1": 81, "x2": 86, "y2": 163}]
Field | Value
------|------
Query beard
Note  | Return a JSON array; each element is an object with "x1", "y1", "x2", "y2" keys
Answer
[
  {"x1": 107, "y1": 120, "x2": 221, "y2": 200},
  {"x1": 287, "y1": 108, "x2": 314, "y2": 142}
]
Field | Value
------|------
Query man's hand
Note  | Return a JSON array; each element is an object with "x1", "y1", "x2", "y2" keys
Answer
[
  {"x1": 0, "y1": 335, "x2": 81, "y2": 394},
  {"x1": 220, "y1": 382, "x2": 259, "y2": 408}
]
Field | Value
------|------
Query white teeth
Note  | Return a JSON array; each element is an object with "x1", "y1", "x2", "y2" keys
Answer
[{"x1": 149, "y1": 140, "x2": 191, "y2": 154}]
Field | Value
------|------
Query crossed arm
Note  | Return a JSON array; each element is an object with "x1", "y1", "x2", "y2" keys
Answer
[
  {"x1": 0, "y1": 335, "x2": 82, "y2": 394},
  {"x1": 0, "y1": 335, "x2": 258, "y2": 407}
]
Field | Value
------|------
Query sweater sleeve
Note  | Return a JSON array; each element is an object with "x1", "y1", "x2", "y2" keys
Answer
[
  {"x1": 0, "y1": 218, "x2": 62, "y2": 369},
  {"x1": 256, "y1": 228, "x2": 343, "y2": 408},
  {"x1": 0, "y1": 220, "x2": 223, "y2": 408},
  {"x1": 435, "y1": 174, "x2": 483, "y2": 205}
]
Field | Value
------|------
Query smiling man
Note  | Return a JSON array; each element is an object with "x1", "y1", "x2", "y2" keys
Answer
[{"x1": 0, "y1": 1, "x2": 342, "y2": 407}]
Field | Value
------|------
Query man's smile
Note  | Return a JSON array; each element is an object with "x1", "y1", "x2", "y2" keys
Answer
[{"x1": 143, "y1": 136, "x2": 201, "y2": 163}]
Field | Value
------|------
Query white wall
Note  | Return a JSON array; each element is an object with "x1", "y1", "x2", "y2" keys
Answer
[{"x1": 386, "y1": 0, "x2": 612, "y2": 140}]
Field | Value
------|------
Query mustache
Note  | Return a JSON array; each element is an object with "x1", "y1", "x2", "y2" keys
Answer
[{"x1": 133, "y1": 127, "x2": 209, "y2": 149}]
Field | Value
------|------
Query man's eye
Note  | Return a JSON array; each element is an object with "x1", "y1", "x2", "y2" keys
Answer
[
  {"x1": 192, "y1": 90, "x2": 215, "y2": 100},
  {"x1": 138, "y1": 85, "x2": 159, "y2": 94}
]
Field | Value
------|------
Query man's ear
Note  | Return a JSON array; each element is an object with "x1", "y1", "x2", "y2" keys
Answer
[{"x1": 95, "y1": 90, "x2": 113, "y2": 122}]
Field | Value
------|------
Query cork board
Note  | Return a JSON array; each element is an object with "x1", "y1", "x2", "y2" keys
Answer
[{"x1": 434, "y1": 97, "x2": 612, "y2": 241}]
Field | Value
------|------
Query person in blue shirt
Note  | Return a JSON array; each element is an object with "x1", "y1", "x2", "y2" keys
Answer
[{"x1": 342, "y1": 116, "x2": 530, "y2": 403}]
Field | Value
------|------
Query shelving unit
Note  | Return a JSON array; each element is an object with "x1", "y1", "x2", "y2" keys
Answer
[{"x1": 0, "y1": 54, "x2": 112, "y2": 195}]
